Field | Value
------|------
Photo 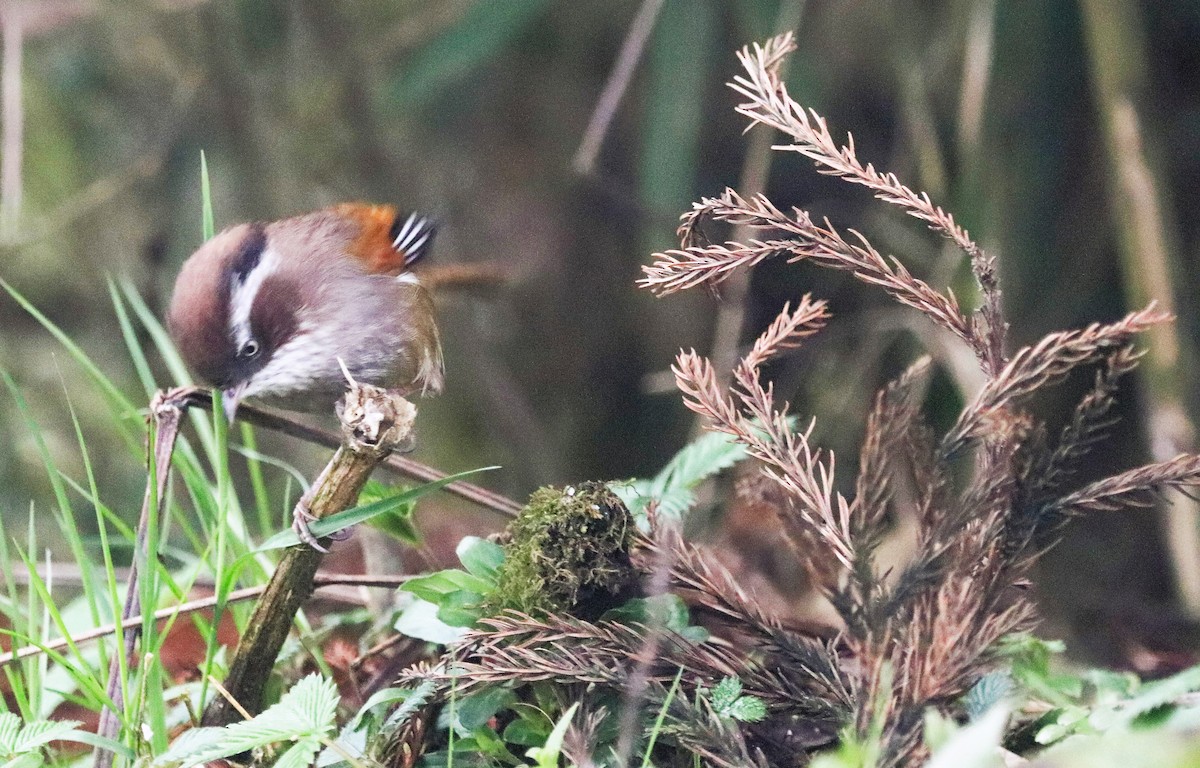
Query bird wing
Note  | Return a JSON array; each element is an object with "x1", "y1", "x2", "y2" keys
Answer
[{"x1": 334, "y1": 203, "x2": 437, "y2": 276}]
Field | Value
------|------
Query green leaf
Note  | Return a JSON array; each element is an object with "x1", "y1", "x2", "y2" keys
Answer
[
  {"x1": 612, "y1": 430, "x2": 749, "y2": 522},
  {"x1": 435, "y1": 590, "x2": 489, "y2": 628},
  {"x1": 1, "y1": 753, "x2": 43, "y2": 768},
  {"x1": 502, "y1": 717, "x2": 548, "y2": 748},
  {"x1": 723, "y1": 695, "x2": 767, "y2": 724},
  {"x1": 642, "y1": 668, "x2": 684, "y2": 768},
  {"x1": 964, "y1": 671, "x2": 1015, "y2": 722},
  {"x1": 402, "y1": 569, "x2": 493, "y2": 604},
  {"x1": 53, "y1": 729, "x2": 135, "y2": 760},
  {"x1": 708, "y1": 676, "x2": 766, "y2": 723},
  {"x1": 603, "y1": 594, "x2": 695, "y2": 634},
  {"x1": 358, "y1": 481, "x2": 421, "y2": 544},
  {"x1": 157, "y1": 674, "x2": 338, "y2": 767},
  {"x1": 200, "y1": 150, "x2": 214, "y2": 241},
  {"x1": 454, "y1": 688, "x2": 516, "y2": 733},
  {"x1": 525, "y1": 703, "x2": 578, "y2": 768},
  {"x1": 710, "y1": 677, "x2": 742, "y2": 712},
  {"x1": 258, "y1": 467, "x2": 497, "y2": 550},
  {"x1": 458, "y1": 537, "x2": 505, "y2": 582},
  {"x1": 11, "y1": 719, "x2": 85, "y2": 753},
  {"x1": 394, "y1": 599, "x2": 468, "y2": 644},
  {"x1": 0, "y1": 714, "x2": 19, "y2": 753}
]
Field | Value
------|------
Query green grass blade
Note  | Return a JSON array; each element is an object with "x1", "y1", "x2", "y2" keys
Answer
[
  {"x1": 256, "y1": 467, "x2": 499, "y2": 551},
  {"x1": 0, "y1": 278, "x2": 137, "y2": 422},
  {"x1": 201, "y1": 150, "x2": 215, "y2": 241}
]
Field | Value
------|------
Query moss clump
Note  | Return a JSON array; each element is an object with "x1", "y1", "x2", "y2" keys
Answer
[{"x1": 487, "y1": 482, "x2": 634, "y2": 617}]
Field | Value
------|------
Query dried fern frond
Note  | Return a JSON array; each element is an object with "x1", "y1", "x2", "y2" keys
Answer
[
  {"x1": 742, "y1": 296, "x2": 831, "y2": 372},
  {"x1": 1049, "y1": 453, "x2": 1200, "y2": 515},
  {"x1": 406, "y1": 611, "x2": 817, "y2": 717},
  {"x1": 643, "y1": 190, "x2": 974, "y2": 348},
  {"x1": 730, "y1": 34, "x2": 980, "y2": 260},
  {"x1": 1032, "y1": 344, "x2": 1144, "y2": 497},
  {"x1": 653, "y1": 682, "x2": 768, "y2": 768},
  {"x1": 640, "y1": 240, "x2": 794, "y2": 294},
  {"x1": 634, "y1": 524, "x2": 850, "y2": 709},
  {"x1": 672, "y1": 346, "x2": 853, "y2": 570},
  {"x1": 942, "y1": 305, "x2": 1170, "y2": 457},
  {"x1": 851, "y1": 357, "x2": 932, "y2": 547}
]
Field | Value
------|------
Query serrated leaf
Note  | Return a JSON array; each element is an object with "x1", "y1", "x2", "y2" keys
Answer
[
  {"x1": 1, "y1": 753, "x2": 44, "y2": 768},
  {"x1": 1117, "y1": 665, "x2": 1200, "y2": 726},
  {"x1": 964, "y1": 671, "x2": 1015, "y2": 722},
  {"x1": 612, "y1": 430, "x2": 749, "y2": 522},
  {"x1": 273, "y1": 738, "x2": 324, "y2": 768},
  {"x1": 710, "y1": 677, "x2": 742, "y2": 711},
  {"x1": 279, "y1": 673, "x2": 340, "y2": 733},
  {"x1": 0, "y1": 714, "x2": 20, "y2": 752},
  {"x1": 724, "y1": 696, "x2": 767, "y2": 723},
  {"x1": 11, "y1": 720, "x2": 84, "y2": 753},
  {"x1": 157, "y1": 675, "x2": 338, "y2": 767},
  {"x1": 653, "y1": 431, "x2": 748, "y2": 493}
]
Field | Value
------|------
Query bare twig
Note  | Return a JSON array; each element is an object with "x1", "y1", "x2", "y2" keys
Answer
[
  {"x1": 178, "y1": 387, "x2": 521, "y2": 518},
  {"x1": 95, "y1": 389, "x2": 189, "y2": 767},
  {"x1": 572, "y1": 0, "x2": 666, "y2": 175},
  {"x1": 0, "y1": 574, "x2": 416, "y2": 667}
]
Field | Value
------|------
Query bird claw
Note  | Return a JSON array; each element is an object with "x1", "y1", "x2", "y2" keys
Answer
[{"x1": 292, "y1": 503, "x2": 352, "y2": 552}]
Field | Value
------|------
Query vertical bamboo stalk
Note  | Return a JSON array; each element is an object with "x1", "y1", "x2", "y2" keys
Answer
[
  {"x1": 1, "y1": 1, "x2": 23, "y2": 237},
  {"x1": 1079, "y1": 0, "x2": 1200, "y2": 616}
]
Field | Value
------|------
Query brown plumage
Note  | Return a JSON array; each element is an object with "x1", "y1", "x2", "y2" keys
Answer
[{"x1": 168, "y1": 203, "x2": 444, "y2": 423}]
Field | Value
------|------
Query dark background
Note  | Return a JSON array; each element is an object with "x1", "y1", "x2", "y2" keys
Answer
[{"x1": 1, "y1": 0, "x2": 1199, "y2": 665}]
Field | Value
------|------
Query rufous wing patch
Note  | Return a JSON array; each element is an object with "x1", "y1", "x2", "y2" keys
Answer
[{"x1": 334, "y1": 203, "x2": 437, "y2": 275}]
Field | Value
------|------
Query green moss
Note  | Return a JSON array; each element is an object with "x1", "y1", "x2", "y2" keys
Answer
[{"x1": 487, "y1": 482, "x2": 635, "y2": 617}]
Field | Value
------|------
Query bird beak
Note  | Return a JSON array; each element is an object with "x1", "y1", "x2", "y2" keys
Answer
[{"x1": 221, "y1": 382, "x2": 248, "y2": 425}]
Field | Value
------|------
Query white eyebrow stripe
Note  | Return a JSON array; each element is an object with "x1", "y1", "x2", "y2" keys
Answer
[{"x1": 229, "y1": 245, "x2": 280, "y2": 346}]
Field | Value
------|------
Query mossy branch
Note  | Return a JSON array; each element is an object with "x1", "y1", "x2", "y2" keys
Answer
[{"x1": 201, "y1": 383, "x2": 417, "y2": 726}]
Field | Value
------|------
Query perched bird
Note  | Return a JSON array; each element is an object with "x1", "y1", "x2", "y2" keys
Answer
[{"x1": 168, "y1": 203, "x2": 444, "y2": 424}]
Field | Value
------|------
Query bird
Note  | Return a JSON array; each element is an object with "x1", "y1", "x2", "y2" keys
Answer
[{"x1": 168, "y1": 203, "x2": 444, "y2": 425}]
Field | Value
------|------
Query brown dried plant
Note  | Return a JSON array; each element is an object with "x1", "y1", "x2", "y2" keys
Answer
[
  {"x1": 389, "y1": 33, "x2": 1199, "y2": 768},
  {"x1": 636, "y1": 32, "x2": 1200, "y2": 766}
]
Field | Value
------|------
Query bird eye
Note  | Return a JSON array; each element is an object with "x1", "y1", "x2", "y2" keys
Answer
[{"x1": 240, "y1": 340, "x2": 260, "y2": 358}]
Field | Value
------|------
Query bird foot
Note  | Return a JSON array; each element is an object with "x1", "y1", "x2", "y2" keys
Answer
[{"x1": 292, "y1": 500, "x2": 353, "y2": 552}]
